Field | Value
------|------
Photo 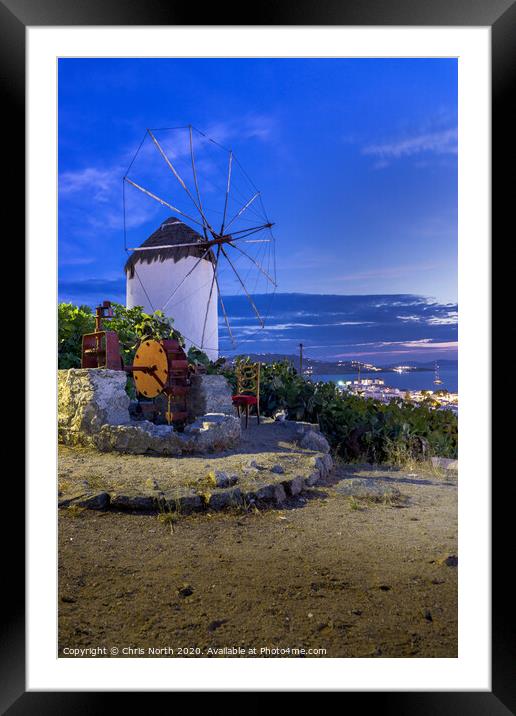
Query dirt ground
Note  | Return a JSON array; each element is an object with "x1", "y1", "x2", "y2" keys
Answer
[{"x1": 59, "y1": 458, "x2": 457, "y2": 658}]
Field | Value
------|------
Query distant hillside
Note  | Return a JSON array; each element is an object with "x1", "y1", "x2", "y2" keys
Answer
[{"x1": 225, "y1": 353, "x2": 456, "y2": 374}]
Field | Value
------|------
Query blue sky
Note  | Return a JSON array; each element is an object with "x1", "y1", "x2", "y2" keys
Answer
[{"x1": 58, "y1": 58, "x2": 457, "y2": 362}]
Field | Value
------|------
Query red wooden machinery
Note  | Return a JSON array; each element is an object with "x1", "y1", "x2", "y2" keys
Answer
[
  {"x1": 81, "y1": 301, "x2": 190, "y2": 424},
  {"x1": 81, "y1": 301, "x2": 123, "y2": 370}
]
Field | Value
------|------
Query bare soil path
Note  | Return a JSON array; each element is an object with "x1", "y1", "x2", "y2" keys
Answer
[{"x1": 59, "y1": 461, "x2": 457, "y2": 658}]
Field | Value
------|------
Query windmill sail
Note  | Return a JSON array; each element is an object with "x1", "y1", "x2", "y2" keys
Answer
[{"x1": 123, "y1": 126, "x2": 276, "y2": 356}]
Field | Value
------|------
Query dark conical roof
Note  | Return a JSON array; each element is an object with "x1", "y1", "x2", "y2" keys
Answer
[{"x1": 124, "y1": 217, "x2": 214, "y2": 277}]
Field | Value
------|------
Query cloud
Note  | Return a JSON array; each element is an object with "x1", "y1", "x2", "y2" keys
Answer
[
  {"x1": 60, "y1": 167, "x2": 120, "y2": 202},
  {"x1": 59, "y1": 116, "x2": 276, "y2": 247},
  {"x1": 337, "y1": 262, "x2": 441, "y2": 282},
  {"x1": 213, "y1": 293, "x2": 458, "y2": 361},
  {"x1": 205, "y1": 114, "x2": 277, "y2": 146},
  {"x1": 58, "y1": 284, "x2": 458, "y2": 363},
  {"x1": 58, "y1": 256, "x2": 96, "y2": 267},
  {"x1": 363, "y1": 128, "x2": 457, "y2": 161}
]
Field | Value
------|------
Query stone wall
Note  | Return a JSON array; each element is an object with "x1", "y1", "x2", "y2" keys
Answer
[
  {"x1": 187, "y1": 374, "x2": 236, "y2": 419},
  {"x1": 58, "y1": 368, "x2": 240, "y2": 455},
  {"x1": 58, "y1": 369, "x2": 130, "y2": 446}
]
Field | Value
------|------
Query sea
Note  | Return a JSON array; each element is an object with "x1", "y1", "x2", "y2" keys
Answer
[{"x1": 312, "y1": 367, "x2": 458, "y2": 394}]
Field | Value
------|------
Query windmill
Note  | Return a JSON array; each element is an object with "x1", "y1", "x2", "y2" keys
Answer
[{"x1": 123, "y1": 125, "x2": 277, "y2": 359}]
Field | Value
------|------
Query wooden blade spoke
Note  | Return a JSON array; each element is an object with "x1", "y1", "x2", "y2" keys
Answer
[
  {"x1": 223, "y1": 191, "x2": 260, "y2": 232},
  {"x1": 128, "y1": 241, "x2": 210, "y2": 251},
  {"x1": 221, "y1": 246, "x2": 264, "y2": 327},
  {"x1": 124, "y1": 177, "x2": 206, "y2": 230},
  {"x1": 148, "y1": 129, "x2": 214, "y2": 234},
  {"x1": 215, "y1": 278, "x2": 235, "y2": 345},
  {"x1": 201, "y1": 246, "x2": 220, "y2": 348},
  {"x1": 241, "y1": 239, "x2": 271, "y2": 243},
  {"x1": 220, "y1": 150, "x2": 233, "y2": 235},
  {"x1": 227, "y1": 222, "x2": 274, "y2": 237},
  {"x1": 190, "y1": 125, "x2": 209, "y2": 241},
  {"x1": 227, "y1": 242, "x2": 277, "y2": 287}
]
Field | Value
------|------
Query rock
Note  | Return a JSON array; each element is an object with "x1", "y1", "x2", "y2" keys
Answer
[
  {"x1": 283, "y1": 476, "x2": 305, "y2": 496},
  {"x1": 273, "y1": 483, "x2": 287, "y2": 505},
  {"x1": 438, "y1": 554, "x2": 458, "y2": 567},
  {"x1": 315, "y1": 454, "x2": 333, "y2": 479},
  {"x1": 110, "y1": 493, "x2": 158, "y2": 511},
  {"x1": 270, "y1": 464, "x2": 285, "y2": 474},
  {"x1": 208, "y1": 488, "x2": 242, "y2": 511},
  {"x1": 161, "y1": 489, "x2": 203, "y2": 514},
  {"x1": 423, "y1": 609, "x2": 433, "y2": 622},
  {"x1": 431, "y1": 457, "x2": 458, "y2": 472},
  {"x1": 335, "y1": 478, "x2": 401, "y2": 501},
  {"x1": 187, "y1": 414, "x2": 241, "y2": 453},
  {"x1": 58, "y1": 368, "x2": 241, "y2": 455},
  {"x1": 75, "y1": 492, "x2": 110, "y2": 510},
  {"x1": 207, "y1": 619, "x2": 227, "y2": 632},
  {"x1": 177, "y1": 492, "x2": 204, "y2": 514},
  {"x1": 214, "y1": 471, "x2": 238, "y2": 488},
  {"x1": 293, "y1": 421, "x2": 321, "y2": 436},
  {"x1": 58, "y1": 368, "x2": 131, "y2": 446},
  {"x1": 244, "y1": 482, "x2": 286, "y2": 505},
  {"x1": 59, "y1": 490, "x2": 111, "y2": 511},
  {"x1": 187, "y1": 374, "x2": 236, "y2": 418},
  {"x1": 248, "y1": 460, "x2": 267, "y2": 471},
  {"x1": 58, "y1": 491, "x2": 89, "y2": 508},
  {"x1": 94, "y1": 414, "x2": 239, "y2": 456},
  {"x1": 177, "y1": 584, "x2": 193, "y2": 598},
  {"x1": 305, "y1": 471, "x2": 321, "y2": 487},
  {"x1": 253, "y1": 484, "x2": 274, "y2": 501},
  {"x1": 299, "y1": 430, "x2": 330, "y2": 454}
]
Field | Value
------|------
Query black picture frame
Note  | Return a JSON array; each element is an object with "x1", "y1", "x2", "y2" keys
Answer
[{"x1": 7, "y1": 0, "x2": 510, "y2": 709}]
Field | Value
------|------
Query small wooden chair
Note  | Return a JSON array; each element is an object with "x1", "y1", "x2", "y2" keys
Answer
[{"x1": 232, "y1": 362, "x2": 261, "y2": 428}]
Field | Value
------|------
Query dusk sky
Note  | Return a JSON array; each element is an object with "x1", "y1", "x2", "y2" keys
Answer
[{"x1": 58, "y1": 58, "x2": 457, "y2": 362}]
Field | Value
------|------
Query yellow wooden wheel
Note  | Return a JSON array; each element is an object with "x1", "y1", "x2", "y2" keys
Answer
[{"x1": 132, "y1": 339, "x2": 168, "y2": 398}]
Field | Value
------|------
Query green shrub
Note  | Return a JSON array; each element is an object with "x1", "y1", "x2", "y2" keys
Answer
[
  {"x1": 226, "y1": 357, "x2": 457, "y2": 462},
  {"x1": 57, "y1": 301, "x2": 184, "y2": 368},
  {"x1": 105, "y1": 303, "x2": 183, "y2": 364},
  {"x1": 58, "y1": 303, "x2": 95, "y2": 368},
  {"x1": 186, "y1": 346, "x2": 227, "y2": 375}
]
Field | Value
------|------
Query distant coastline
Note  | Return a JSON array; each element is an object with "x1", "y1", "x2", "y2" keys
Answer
[
  {"x1": 241, "y1": 353, "x2": 458, "y2": 393},
  {"x1": 313, "y1": 368, "x2": 458, "y2": 394}
]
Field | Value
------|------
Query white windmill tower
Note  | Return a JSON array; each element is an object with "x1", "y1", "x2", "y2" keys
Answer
[
  {"x1": 123, "y1": 126, "x2": 277, "y2": 359},
  {"x1": 125, "y1": 217, "x2": 219, "y2": 360}
]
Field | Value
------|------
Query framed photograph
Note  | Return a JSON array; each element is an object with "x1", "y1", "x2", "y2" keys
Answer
[{"x1": 6, "y1": 0, "x2": 509, "y2": 707}]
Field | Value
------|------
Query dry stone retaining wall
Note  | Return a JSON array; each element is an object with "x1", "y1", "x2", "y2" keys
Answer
[
  {"x1": 59, "y1": 448, "x2": 334, "y2": 514},
  {"x1": 58, "y1": 368, "x2": 240, "y2": 455}
]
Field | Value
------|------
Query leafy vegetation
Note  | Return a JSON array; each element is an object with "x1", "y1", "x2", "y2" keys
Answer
[
  {"x1": 58, "y1": 302, "x2": 183, "y2": 368},
  {"x1": 105, "y1": 303, "x2": 183, "y2": 364},
  {"x1": 229, "y1": 357, "x2": 458, "y2": 462},
  {"x1": 58, "y1": 303, "x2": 96, "y2": 368},
  {"x1": 187, "y1": 346, "x2": 226, "y2": 374}
]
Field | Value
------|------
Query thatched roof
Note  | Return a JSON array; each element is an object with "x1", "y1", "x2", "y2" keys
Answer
[{"x1": 124, "y1": 217, "x2": 215, "y2": 278}]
